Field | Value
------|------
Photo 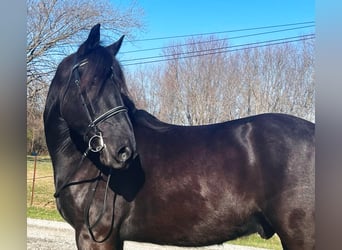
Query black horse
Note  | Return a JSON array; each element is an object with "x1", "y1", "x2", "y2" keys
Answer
[{"x1": 44, "y1": 24, "x2": 315, "y2": 250}]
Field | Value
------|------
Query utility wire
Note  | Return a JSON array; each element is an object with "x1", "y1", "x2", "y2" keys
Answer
[
  {"x1": 122, "y1": 34, "x2": 314, "y2": 62},
  {"x1": 121, "y1": 24, "x2": 314, "y2": 54},
  {"x1": 130, "y1": 21, "x2": 314, "y2": 42},
  {"x1": 122, "y1": 34, "x2": 315, "y2": 67}
]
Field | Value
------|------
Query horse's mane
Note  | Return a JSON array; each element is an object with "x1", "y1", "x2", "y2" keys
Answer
[
  {"x1": 111, "y1": 54, "x2": 131, "y2": 97},
  {"x1": 78, "y1": 43, "x2": 130, "y2": 98},
  {"x1": 135, "y1": 109, "x2": 174, "y2": 132},
  {"x1": 121, "y1": 95, "x2": 173, "y2": 133},
  {"x1": 87, "y1": 44, "x2": 173, "y2": 133}
]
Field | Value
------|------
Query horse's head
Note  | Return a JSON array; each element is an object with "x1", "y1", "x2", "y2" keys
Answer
[{"x1": 56, "y1": 24, "x2": 136, "y2": 169}]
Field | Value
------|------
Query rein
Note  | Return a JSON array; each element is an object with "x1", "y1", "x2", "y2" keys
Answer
[
  {"x1": 53, "y1": 148, "x2": 90, "y2": 198},
  {"x1": 84, "y1": 170, "x2": 117, "y2": 243},
  {"x1": 53, "y1": 148, "x2": 115, "y2": 243}
]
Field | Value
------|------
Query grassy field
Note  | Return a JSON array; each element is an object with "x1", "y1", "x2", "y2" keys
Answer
[
  {"x1": 27, "y1": 155, "x2": 281, "y2": 249},
  {"x1": 27, "y1": 155, "x2": 64, "y2": 221}
]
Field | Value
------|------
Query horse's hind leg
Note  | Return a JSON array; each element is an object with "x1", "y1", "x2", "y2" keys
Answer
[
  {"x1": 266, "y1": 197, "x2": 315, "y2": 249},
  {"x1": 76, "y1": 228, "x2": 124, "y2": 250}
]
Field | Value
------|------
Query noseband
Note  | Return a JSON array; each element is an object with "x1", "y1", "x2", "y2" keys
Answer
[{"x1": 71, "y1": 59, "x2": 128, "y2": 153}]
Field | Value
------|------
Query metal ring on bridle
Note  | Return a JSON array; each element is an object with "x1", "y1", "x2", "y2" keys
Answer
[{"x1": 88, "y1": 133, "x2": 105, "y2": 152}]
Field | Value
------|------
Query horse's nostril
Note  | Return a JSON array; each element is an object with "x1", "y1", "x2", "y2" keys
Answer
[{"x1": 117, "y1": 146, "x2": 132, "y2": 163}]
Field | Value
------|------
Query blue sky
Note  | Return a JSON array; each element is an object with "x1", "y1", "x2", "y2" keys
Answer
[{"x1": 113, "y1": 0, "x2": 315, "y2": 68}]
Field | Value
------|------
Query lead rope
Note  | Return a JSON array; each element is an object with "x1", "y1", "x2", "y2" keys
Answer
[{"x1": 84, "y1": 170, "x2": 116, "y2": 243}]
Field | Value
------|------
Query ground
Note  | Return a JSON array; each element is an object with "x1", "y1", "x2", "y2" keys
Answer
[{"x1": 27, "y1": 218, "x2": 269, "y2": 250}]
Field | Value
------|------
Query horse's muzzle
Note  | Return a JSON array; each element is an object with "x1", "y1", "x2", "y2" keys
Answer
[{"x1": 99, "y1": 143, "x2": 135, "y2": 169}]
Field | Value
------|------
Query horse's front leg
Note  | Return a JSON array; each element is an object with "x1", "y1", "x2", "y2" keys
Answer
[{"x1": 76, "y1": 227, "x2": 123, "y2": 250}]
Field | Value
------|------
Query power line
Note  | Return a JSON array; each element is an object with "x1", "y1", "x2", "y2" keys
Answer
[
  {"x1": 53, "y1": 21, "x2": 315, "y2": 54},
  {"x1": 122, "y1": 34, "x2": 315, "y2": 67},
  {"x1": 121, "y1": 24, "x2": 314, "y2": 54},
  {"x1": 129, "y1": 21, "x2": 314, "y2": 43},
  {"x1": 122, "y1": 34, "x2": 314, "y2": 63}
]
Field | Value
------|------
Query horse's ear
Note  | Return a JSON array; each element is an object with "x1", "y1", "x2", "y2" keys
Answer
[
  {"x1": 77, "y1": 24, "x2": 101, "y2": 56},
  {"x1": 107, "y1": 35, "x2": 125, "y2": 56}
]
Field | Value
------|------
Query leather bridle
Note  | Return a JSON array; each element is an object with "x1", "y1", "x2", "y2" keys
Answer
[
  {"x1": 54, "y1": 58, "x2": 130, "y2": 242},
  {"x1": 71, "y1": 59, "x2": 128, "y2": 153},
  {"x1": 54, "y1": 58, "x2": 128, "y2": 198}
]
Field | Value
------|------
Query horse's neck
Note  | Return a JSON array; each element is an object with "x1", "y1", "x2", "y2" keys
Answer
[
  {"x1": 132, "y1": 109, "x2": 174, "y2": 133},
  {"x1": 45, "y1": 107, "x2": 84, "y2": 177}
]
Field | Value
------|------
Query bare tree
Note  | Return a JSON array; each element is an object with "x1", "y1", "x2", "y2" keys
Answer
[
  {"x1": 27, "y1": 0, "x2": 144, "y2": 153},
  {"x1": 239, "y1": 39, "x2": 315, "y2": 121},
  {"x1": 125, "y1": 63, "x2": 163, "y2": 116},
  {"x1": 127, "y1": 36, "x2": 315, "y2": 126},
  {"x1": 158, "y1": 36, "x2": 232, "y2": 125},
  {"x1": 27, "y1": 0, "x2": 144, "y2": 96}
]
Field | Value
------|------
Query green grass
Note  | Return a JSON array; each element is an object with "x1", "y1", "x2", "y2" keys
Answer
[
  {"x1": 229, "y1": 234, "x2": 282, "y2": 249},
  {"x1": 27, "y1": 155, "x2": 282, "y2": 249},
  {"x1": 27, "y1": 155, "x2": 64, "y2": 221},
  {"x1": 27, "y1": 206, "x2": 62, "y2": 221}
]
